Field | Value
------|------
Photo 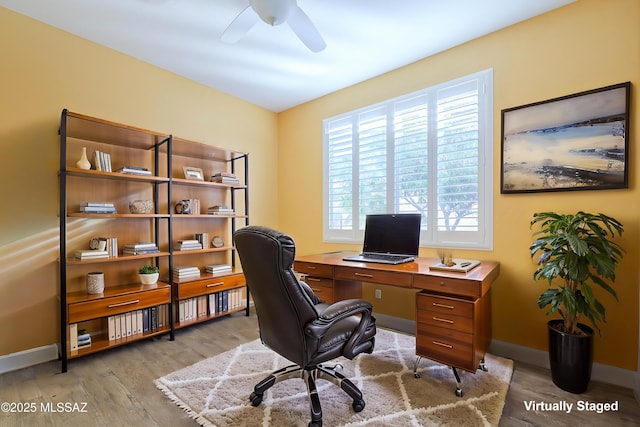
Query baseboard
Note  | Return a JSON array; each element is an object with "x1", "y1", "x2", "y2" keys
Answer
[
  {"x1": 0, "y1": 344, "x2": 59, "y2": 375},
  {"x1": 374, "y1": 313, "x2": 636, "y2": 392},
  {"x1": 490, "y1": 339, "x2": 636, "y2": 390},
  {"x1": 373, "y1": 313, "x2": 415, "y2": 335}
]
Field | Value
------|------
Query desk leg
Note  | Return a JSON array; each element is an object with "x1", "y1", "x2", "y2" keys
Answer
[
  {"x1": 451, "y1": 366, "x2": 463, "y2": 397},
  {"x1": 413, "y1": 356, "x2": 422, "y2": 378},
  {"x1": 414, "y1": 356, "x2": 465, "y2": 397},
  {"x1": 479, "y1": 357, "x2": 488, "y2": 372}
]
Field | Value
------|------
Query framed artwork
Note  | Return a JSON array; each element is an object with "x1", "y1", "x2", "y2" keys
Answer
[
  {"x1": 500, "y1": 82, "x2": 630, "y2": 194},
  {"x1": 182, "y1": 166, "x2": 205, "y2": 181}
]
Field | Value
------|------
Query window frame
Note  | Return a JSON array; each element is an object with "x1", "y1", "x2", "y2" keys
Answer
[{"x1": 322, "y1": 69, "x2": 493, "y2": 250}]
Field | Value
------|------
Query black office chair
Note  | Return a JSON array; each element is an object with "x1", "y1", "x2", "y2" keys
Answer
[{"x1": 234, "y1": 225, "x2": 376, "y2": 427}]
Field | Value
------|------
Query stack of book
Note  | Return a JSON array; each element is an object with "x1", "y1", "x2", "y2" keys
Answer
[
  {"x1": 77, "y1": 329, "x2": 91, "y2": 349},
  {"x1": 211, "y1": 172, "x2": 240, "y2": 185},
  {"x1": 174, "y1": 239, "x2": 203, "y2": 251},
  {"x1": 205, "y1": 264, "x2": 232, "y2": 274},
  {"x1": 123, "y1": 242, "x2": 159, "y2": 255},
  {"x1": 173, "y1": 266, "x2": 201, "y2": 280},
  {"x1": 207, "y1": 205, "x2": 235, "y2": 216},
  {"x1": 107, "y1": 305, "x2": 169, "y2": 341},
  {"x1": 75, "y1": 249, "x2": 109, "y2": 260},
  {"x1": 93, "y1": 150, "x2": 112, "y2": 172},
  {"x1": 101, "y1": 237, "x2": 118, "y2": 257},
  {"x1": 195, "y1": 232, "x2": 209, "y2": 249},
  {"x1": 80, "y1": 202, "x2": 116, "y2": 214},
  {"x1": 116, "y1": 165, "x2": 152, "y2": 176}
]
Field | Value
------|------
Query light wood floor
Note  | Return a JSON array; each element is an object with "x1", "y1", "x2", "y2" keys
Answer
[{"x1": 1, "y1": 312, "x2": 638, "y2": 426}]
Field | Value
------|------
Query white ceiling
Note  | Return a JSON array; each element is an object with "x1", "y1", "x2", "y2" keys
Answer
[{"x1": 1, "y1": 0, "x2": 574, "y2": 112}]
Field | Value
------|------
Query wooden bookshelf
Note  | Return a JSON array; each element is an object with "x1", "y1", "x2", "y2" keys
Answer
[{"x1": 59, "y1": 109, "x2": 249, "y2": 372}]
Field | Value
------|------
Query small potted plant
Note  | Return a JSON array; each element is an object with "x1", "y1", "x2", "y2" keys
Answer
[
  {"x1": 530, "y1": 211, "x2": 624, "y2": 393},
  {"x1": 138, "y1": 265, "x2": 160, "y2": 285}
]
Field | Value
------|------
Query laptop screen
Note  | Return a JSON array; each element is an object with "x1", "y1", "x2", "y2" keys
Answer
[{"x1": 362, "y1": 214, "x2": 422, "y2": 256}]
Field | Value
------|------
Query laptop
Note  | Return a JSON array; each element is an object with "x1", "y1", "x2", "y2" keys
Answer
[{"x1": 343, "y1": 213, "x2": 422, "y2": 265}]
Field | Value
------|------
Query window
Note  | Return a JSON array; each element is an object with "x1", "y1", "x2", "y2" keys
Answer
[{"x1": 323, "y1": 69, "x2": 493, "y2": 250}]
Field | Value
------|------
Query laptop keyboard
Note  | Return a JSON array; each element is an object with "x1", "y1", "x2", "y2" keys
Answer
[{"x1": 363, "y1": 253, "x2": 411, "y2": 262}]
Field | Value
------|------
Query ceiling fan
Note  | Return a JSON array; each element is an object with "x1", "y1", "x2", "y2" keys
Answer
[{"x1": 221, "y1": 0, "x2": 326, "y2": 52}]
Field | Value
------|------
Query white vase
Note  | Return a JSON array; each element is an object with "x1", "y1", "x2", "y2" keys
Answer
[
  {"x1": 76, "y1": 147, "x2": 91, "y2": 170},
  {"x1": 139, "y1": 273, "x2": 159, "y2": 285}
]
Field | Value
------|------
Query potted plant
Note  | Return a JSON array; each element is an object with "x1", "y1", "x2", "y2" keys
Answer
[
  {"x1": 138, "y1": 265, "x2": 160, "y2": 285},
  {"x1": 529, "y1": 211, "x2": 624, "y2": 393}
]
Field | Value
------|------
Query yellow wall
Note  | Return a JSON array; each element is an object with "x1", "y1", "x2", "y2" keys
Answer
[
  {"x1": 278, "y1": 0, "x2": 639, "y2": 371},
  {"x1": 0, "y1": 8, "x2": 278, "y2": 356},
  {"x1": 1, "y1": 0, "x2": 638, "y2": 373}
]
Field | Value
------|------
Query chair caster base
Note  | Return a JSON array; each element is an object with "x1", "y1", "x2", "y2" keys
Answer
[
  {"x1": 249, "y1": 392, "x2": 263, "y2": 406},
  {"x1": 352, "y1": 399, "x2": 365, "y2": 412},
  {"x1": 308, "y1": 421, "x2": 322, "y2": 427},
  {"x1": 455, "y1": 388, "x2": 464, "y2": 397}
]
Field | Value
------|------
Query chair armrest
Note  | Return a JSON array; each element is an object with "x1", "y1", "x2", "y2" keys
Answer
[{"x1": 305, "y1": 299, "x2": 372, "y2": 337}]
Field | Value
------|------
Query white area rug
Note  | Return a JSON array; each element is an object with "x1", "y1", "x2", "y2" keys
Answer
[{"x1": 155, "y1": 328, "x2": 513, "y2": 426}]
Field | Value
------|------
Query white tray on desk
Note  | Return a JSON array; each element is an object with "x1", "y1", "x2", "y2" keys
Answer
[{"x1": 429, "y1": 259, "x2": 481, "y2": 273}]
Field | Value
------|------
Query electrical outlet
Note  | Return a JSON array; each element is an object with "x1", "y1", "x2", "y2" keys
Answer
[{"x1": 375, "y1": 289, "x2": 382, "y2": 299}]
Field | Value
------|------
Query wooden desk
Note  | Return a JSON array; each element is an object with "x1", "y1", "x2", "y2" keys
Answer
[{"x1": 294, "y1": 251, "x2": 500, "y2": 396}]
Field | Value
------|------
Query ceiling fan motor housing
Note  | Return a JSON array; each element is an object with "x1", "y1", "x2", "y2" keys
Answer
[{"x1": 250, "y1": 0, "x2": 296, "y2": 26}]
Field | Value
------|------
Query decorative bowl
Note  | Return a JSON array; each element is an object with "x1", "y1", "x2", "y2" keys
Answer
[{"x1": 129, "y1": 199, "x2": 153, "y2": 214}]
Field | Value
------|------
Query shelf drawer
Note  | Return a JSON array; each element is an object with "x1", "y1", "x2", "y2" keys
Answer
[
  {"x1": 417, "y1": 293, "x2": 473, "y2": 318},
  {"x1": 413, "y1": 275, "x2": 481, "y2": 298},
  {"x1": 68, "y1": 287, "x2": 170, "y2": 323},
  {"x1": 178, "y1": 273, "x2": 245, "y2": 299},
  {"x1": 416, "y1": 325, "x2": 474, "y2": 371},
  {"x1": 294, "y1": 261, "x2": 334, "y2": 278},
  {"x1": 335, "y1": 266, "x2": 412, "y2": 288}
]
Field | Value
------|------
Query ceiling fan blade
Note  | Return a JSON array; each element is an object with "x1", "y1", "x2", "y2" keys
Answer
[
  {"x1": 287, "y1": 6, "x2": 326, "y2": 52},
  {"x1": 220, "y1": 6, "x2": 259, "y2": 43}
]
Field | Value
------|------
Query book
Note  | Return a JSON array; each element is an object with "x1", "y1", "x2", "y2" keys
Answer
[
  {"x1": 80, "y1": 203, "x2": 117, "y2": 214},
  {"x1": 69, "y1": 323, "x2": 78, "y2": 351},
  {"x1": 93, "y1": 150, "x2": 112, "y2": 172},
  {"x1": 205, "y1": 264, "x2": 232, "y2": 273},
  {"x1": 207, "y1": 205, "x2": 235, "y2": 215},
  {"x1": 75, "y1": 249, "x2": 109, "y2": 259},
  {"x1": 116, "y1": 166, "x2": 152, "y2": 176},
  {"x1": 123, "y1": 242, "x2": 159, "y2": 255}
]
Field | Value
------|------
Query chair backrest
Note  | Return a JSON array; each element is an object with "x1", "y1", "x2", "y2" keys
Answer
[{"x1": 234, "y1": 226, "x2": 319, "y2": 366}]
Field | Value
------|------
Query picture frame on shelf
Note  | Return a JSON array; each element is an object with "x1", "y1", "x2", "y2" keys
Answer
[
  {"x1": 183, "y1": 166, "x2": 205, "y2": 181},
  {"x1": 500, "y1": 82, "x2": 630, "y2": 194}
]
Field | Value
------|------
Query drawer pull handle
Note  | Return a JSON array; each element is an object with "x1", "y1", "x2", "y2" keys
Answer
[
  {"x1": 206, "y1": 282, "x2": 225, "y2": 288},
  {"x1": 355, "y1": 273, "x2": 373, "y2": 278},
  {"x1": 307, "y1": 266, "x2": 316, "y2": 269},
  {"x1": 440, "y1": 281, "x2": 446, "y2": 286},
  {"x1": 433, "y1": 340, "x2": 453, "y2": 349},
  {"x1": 108, "y1": 299, "x2": 140, "y2": 308},
  {"x1": 432, "y1": 302, "x2": 454, "y2": 309},
  {"x1": 306, "y1": 277, "x2": 321, "y2": 282},
  {"x1": 433, "y1": 316, "x2": 454, "y2": 324}
]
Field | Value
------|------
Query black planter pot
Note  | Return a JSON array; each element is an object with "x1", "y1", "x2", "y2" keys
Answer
[{"x1": 547, "y1": 319, "x2": 594, "y2": 394}]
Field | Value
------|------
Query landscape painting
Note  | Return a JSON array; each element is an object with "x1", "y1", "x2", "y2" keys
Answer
[{"x1": 501, "y1": 82, "x2": 630, "y2": 194}]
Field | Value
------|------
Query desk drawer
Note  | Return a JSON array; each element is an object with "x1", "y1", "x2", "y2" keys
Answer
[
  {"x1": 178, "y1": 274, "x2": 245, "y2": 300},
  {"x1": 416, "y1": 325, "x2": 474, "y2": 371},
  {"x1": 417, "y1": 293, "x2": 473, "y2": 318},
  {"x1": 417, "y1": 310, "x2": 473, "y2": 333},
  {"x1": 68, "y1": 287, "x2": 170, "y2": 323},
  {"x1": 307, "y1": 284, "x2": 333, "y2": 303},
  {"x1": 295, "y1": 261, "x2": 334, "y2": 278},
  {"x1": 302, "y1": 276, "x2": 333, "y2": 288},
  {"x1": 413, "y1": 275, "x2": 481, "y2": 298},
  {"x1": 335, "y1": 266, "x2": 412, "y2": 288}
]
